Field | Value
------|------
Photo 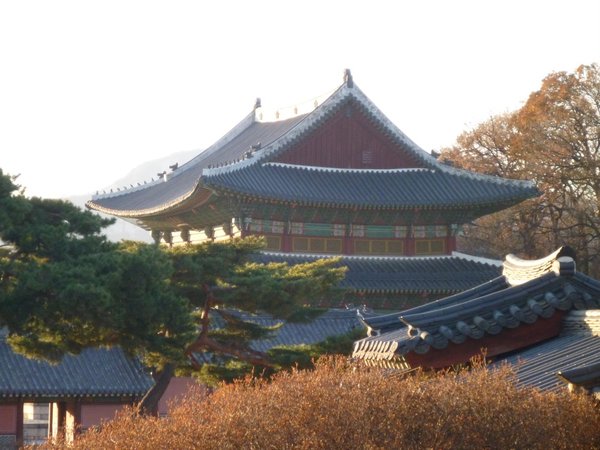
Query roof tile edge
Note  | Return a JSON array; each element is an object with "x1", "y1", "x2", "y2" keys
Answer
[{"x1": 503, "y1": 246, "x2": 577, "y2": 286}]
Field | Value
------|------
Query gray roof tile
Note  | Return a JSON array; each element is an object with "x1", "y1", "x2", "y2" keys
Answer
[
  {"x1": 254, "y1": 252, "x2": 502, "y2": 294},
  {"x1": 204, "y1": 163, "x2": 537, "y2": 209},
  {"x1": 227, "y1": 309, "x2": 364, "y2": 352},
  {"x1": 497, "y1": 334, "x2": 600, "y2": 391},
  {"x1": 0, "y1": 341, "x2": 153, "y2": 398},
  {"x1": 88, "y1": 115, "x2": 306, "y2": 214}
]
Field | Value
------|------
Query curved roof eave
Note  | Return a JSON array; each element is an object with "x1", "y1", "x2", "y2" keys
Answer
[
  {"x1": 213, "y1": 190, "x2": 534, "y2": 211},
  {"x1": 86, "y1": 182, "x2": 214, "y2": 218}
]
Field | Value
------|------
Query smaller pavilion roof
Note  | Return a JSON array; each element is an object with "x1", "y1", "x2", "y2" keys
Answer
[
  {"x1": 0, "y1": 341, "x2": 153, "y2": 399},
  {"x1": 352, "y1": 247, "x2": 600, "y2": 362}
]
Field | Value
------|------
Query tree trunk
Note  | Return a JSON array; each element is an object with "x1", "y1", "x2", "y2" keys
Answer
[{"x1": 136, "y1": 362, "x2": 176, "y2": 416}]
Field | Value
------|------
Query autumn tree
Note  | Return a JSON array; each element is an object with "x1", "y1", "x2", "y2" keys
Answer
[
  {"x1": 440, "y1": 64, "x2": 600, "y2": 275},
  {"x1": 0, "y1": 169, "x2": 346, "y2": 414}
]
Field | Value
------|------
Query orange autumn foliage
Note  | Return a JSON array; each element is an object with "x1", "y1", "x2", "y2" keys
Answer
[{"x1": 41, "y1": 357, "x2": 600, "y2": 450}]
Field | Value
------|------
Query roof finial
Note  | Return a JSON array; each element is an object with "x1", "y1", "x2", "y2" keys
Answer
[
  {"x1": 254, "y1": 98, "x2": 262, "y2": 110},
  {"x1": 344, "y1": 69, "x2": 354, "y2": 88}
]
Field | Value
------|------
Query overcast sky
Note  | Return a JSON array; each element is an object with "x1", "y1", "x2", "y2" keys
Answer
[{"x1": 1, "y1": 1, "x2": 599, "y2": 199}]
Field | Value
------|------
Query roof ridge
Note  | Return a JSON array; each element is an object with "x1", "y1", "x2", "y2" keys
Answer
[
  {"x1": 201, "y1": 82, "x2": 537, "y2": 193},
  {"x1": 451, "y1": 251, "x2": 502, "y2": 267},
  {"x1": 259, "y1": 251, "x2": 458, "y2": 261},
  {"x1": 263, "y1": 162, "x2": 433, "y2": 174},
  {"x1": 352, "y1": 248, "x2": 600, "y2": 365}
]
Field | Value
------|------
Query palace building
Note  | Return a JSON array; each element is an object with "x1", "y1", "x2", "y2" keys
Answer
[{"x1": 87, "y1": 70, "x2": 537, "y2": 306}]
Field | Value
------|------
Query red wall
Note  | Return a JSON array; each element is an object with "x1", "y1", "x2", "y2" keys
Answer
[
  {"x1": 275, "y1": 105, "x2": 425, "y2": 169},
  {"x1": 0, "y1": 404, "x2": 17, "y2": 433},
  {"x1": 158, "y1": 377, "x2": 205, "y2": 416},
  {"x1": 81, "y1": 404, "x2": 125, "y2": 429}
]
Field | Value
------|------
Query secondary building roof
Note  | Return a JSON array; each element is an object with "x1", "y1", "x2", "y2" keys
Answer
[
  {"x1": 498, "y1": 331, "x2": 600, "y2": 392},
  {"x1": 352, "y1": 247, "x2": 600, "y2": 367},
  {"x1": 0, "y1": 341, "x2": 153, "y2": 399},
  {"x1": 494, "y1": 309, "x2": 600, "y2": 393}
]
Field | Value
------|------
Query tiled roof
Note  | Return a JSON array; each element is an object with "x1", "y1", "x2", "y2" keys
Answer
[
  {"x1": 87, "y1": 114, "x2": 307, "y2": 216},
  {"x1": 87, "y1": 75, "x2": 537, "y2": 218},
  {"x1": 253, "y1": 252, "x2": 502, "y2": 294},
  {"x1": 0, "y1": 341, "x2": 153, "y2": 398},
  {"x1": 497, "y1": 333, "x2": 600, "y2": 392},
  {"x1": 203, "y1": 163, "x2": 537, "y2": 210},
  {"x1": 352, "y1": 247, "x2": 600, "y2": 362},
  {"x1": 495, "y1": 308, "x2": 600, "y2": 392},
  {"x1": 215, "y1": 309, "x2": 364, "y2": 353}
]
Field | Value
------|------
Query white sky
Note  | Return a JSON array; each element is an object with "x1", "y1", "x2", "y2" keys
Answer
[{"x1": 1, "y1": 0, "x2": 599, "y2": 199}]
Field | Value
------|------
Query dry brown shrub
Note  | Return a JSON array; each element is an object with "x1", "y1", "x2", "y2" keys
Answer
[{"x1": 42, "y1": 358, "x2": 600, "y2": 450}]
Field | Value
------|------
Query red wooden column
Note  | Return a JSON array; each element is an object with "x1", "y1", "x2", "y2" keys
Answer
[
  {"x1": 445, "y1": 235, "x2": 457, "y2": 253},
  {"x1": 73, "y1": 400, "x2": 82, "y2": 437},
  {"x1": 343, "y1": 234, "x2": 353, "y2": 254},
  {"x1": 281, "y1": 233, "x2": 292, "y2": 252},
  {"x1": 15, "y1": 399, "x2": 23, "y2": 448},
  {"x1": 405, "y1": 238, "x2": 415, "y2": 256},
  {"x1": 0, "y1": 404, "x2": 18, "y2": 443}
]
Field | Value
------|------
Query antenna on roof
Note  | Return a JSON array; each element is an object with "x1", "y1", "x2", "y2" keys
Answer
[
  {"x1": 344, "y1": 69, "x2": 353, "y2": 88},
  {"x1": 254, "y1": 98, "x2": 261, "y2": 109},
  {"x1": 169, "y1": 163, "x2": 178, "y2": 171}
]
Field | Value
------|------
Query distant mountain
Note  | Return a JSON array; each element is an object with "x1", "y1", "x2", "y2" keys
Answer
[{"x1": 68, "y1": 149, "x2": 199, "y2": 242}]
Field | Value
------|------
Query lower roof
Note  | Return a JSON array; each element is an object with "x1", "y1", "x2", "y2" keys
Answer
[
  {"x1": 0, "y1": 341, "x2": 153, "y2": 399},
  {"x1": 204, "y1": 163, "x2": 538, "y2": 210},
  {"x1": 496, "y1": 332, "x2": 600, "y2": 392},
  {"x1": 253, "y1": 252, "x2": 502, "y2": 295},
  {"x1": 212, "y1": 309, "x2": 364, "y2": 353}
]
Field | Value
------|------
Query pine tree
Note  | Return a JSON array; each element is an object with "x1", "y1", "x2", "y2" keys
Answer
[{"x1": 0, "y1": 169, "x2": 346, "y2": 414}]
